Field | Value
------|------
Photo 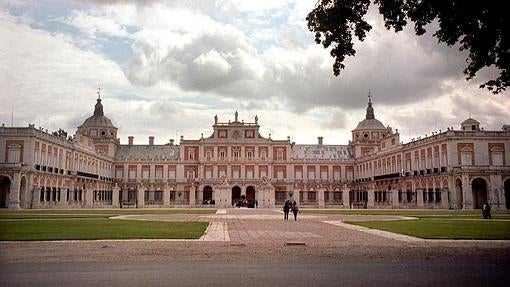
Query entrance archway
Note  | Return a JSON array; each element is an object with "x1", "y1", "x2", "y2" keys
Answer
[
  {"x1": 246, "y1": 186, "x2": 255, "y2": 202},
  {"x1": 231, "y1": 186, "x2": 241, "y2": 206},
  {"x1": 455, "y1": 178, "x2": 463, "y2": 209},
  {"x1": 203, "y1": 186, "x2": 213, "y2": 204},
  {"x1": 0, "y1": 176, "x2": 11, "y2": 208},
  {"x1": 504, "y1": 179, "x2": 510, "y2": 210},
  {"x1": 472, "y1": 178, "x2": 488, "y2": 209}
]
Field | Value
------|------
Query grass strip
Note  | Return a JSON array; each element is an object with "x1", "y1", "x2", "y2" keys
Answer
[
  {"x1": 0, "y1": 219, "x2": 208, "y2": 241},
  {"x1": 302, "y1": 209, "x2": 510, "y2": 219},
  {"x1": 347, "y1": 219, "x2": 510, "y2": 240},
  {"x1": 0, "y1": 208, "x2": 216, "y2": 220}
]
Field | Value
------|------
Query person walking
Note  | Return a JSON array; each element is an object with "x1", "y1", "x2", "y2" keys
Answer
[
  {"x1": 482, "y1": 202, "x2": 492, "y2": 219},
  {"x1": 283, "y1": 200, "x2": 290, "y2": 220},
  {"x1": 291, "y1": 201, "x2": 299, "y2": 221}
]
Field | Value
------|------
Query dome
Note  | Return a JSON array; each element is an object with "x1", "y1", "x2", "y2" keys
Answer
[
  {"x1": 81, "y1": 114, "x2": 114, "y2": 127},
  {"x1": 353, "y1": 118, "x2": 386, "y2": 131},
  {"x1": 461, "y1": 118, "x2": 480, "y2": 125},
  {"x1": 78, "y1": 98, "x2": 116, "y2": 129},
  {"x1": 460, "y1": 117, "x2": 480, "y2": 131},
  {"x1": 352, "y1": 94, "x2": 386, "y2": 131}
]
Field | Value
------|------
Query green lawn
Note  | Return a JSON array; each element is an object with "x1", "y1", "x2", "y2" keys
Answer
[
  {"x1": 347, "y1": 219, "x2": 510, "y2": 240},
  {"x1": 302, "y1": 209, "x2": 510, "y2": 219},
  {"x1": 0, "y1": 219, "x2": 208, "y2": 241},
  {"x1": 0, "y1": 208, "x2": 216, "y2": 219}
]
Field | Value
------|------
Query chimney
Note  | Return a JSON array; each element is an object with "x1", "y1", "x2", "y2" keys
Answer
[
  {"x1": 149, "y1": 136, "x2": 154, "y2": 146},
  {"x1": 170, "y1": 139, "x2": 174, "y2": 145},
  {"x1": 318, "y1": 136, "x2": 323, "y2": 145},
  {"x1": 128, "y1": 136, "x2": 134, "y2": 145}
]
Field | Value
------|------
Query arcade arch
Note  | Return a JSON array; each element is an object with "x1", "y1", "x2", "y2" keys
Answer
[
  {"x1": 471, "y1": 178, "x2": 488, "y2": 209},
  {"x1": 0, "y1": 176, "x2": 11, "y2": 208}
]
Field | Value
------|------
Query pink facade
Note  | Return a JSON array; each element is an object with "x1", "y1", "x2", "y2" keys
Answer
[{"x1": 1, "y1": 97, "x2": 509, "y2": 210}]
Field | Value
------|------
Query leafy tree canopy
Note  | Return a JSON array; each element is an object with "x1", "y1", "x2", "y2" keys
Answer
[{"x1": 307, "y1": 0, "x2": 509, "y2": 94}]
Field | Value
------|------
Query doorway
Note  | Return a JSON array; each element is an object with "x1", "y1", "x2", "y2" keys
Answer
[{"x1": 471, "y1": 178, "x2": 488, "y2": 209}]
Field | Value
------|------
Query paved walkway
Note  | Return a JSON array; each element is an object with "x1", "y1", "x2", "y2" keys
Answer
[{"x1": 117, "y1": 208, "x2": 420, "y2": 244}]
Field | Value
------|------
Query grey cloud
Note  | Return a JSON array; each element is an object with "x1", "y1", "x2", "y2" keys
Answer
[
  {"x1": 325, "y1": 111, "x2": 347, "y2": 129},
  {"x1": 125, "y1": 28, "x2": 264, "y2": 99},
  {"x1": 387, "y1": 109, "x2": 453, "y2": 137},
  {"x1": 119, "y1": 1, "x2": 489, "y2": 114},
  {"x1": 450, "y1": 94, "x2": 510, "y2": 129}
]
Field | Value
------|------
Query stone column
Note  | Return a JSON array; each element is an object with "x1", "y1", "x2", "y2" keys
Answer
[
  {"x1": 342, "y1": 186, "x2": 350, "y2": 208},
  {"x1": 391, "y1": 189, "x2": 399, "y2": 208},
  {"x1": 189, "y1": 185, "x2": 196, "y2": 206},
  {"x1": 197, "y1": 185, "x2": 203, "y2": 204},
  {"x1": 461, "y1": 174, "x2": 471, "y2": 209},
  {"x1": 441, "y1": 188, "x2": 449, "y2": 208},
  {"x1": 293, "y1": 186, "x2": 301, "y2": 205},
  {"x1": 417, "y1": 188, "x2": 424, "y2": 208},
  {"x1": 137, "y1": 186, "x2": 146, "y2": 208},
  {"x1": 112, "y1": 185, "x2": 120, "y2": 208},
  {"x1": 367, "y1": 189, "x2": 375, "y2": 208},
  {"x1": 489, "y1": 174, "x2": 503, "y2": 210},
  {"x1": 85, "y1": 186, "x2": 93, "y2": 208},
  {"x1": 163, "y1": 186, "x2": 170, "y2": 207},
  {"x1": 318, "y1": 187, "x2": 325, "y2": 208},
  {"x1": 8, "y1": 173, "x2": 21, "y2": 210}
]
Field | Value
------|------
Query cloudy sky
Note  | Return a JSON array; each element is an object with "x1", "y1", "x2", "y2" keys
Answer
[{"x1": 1, "y1": 0, "x2": 508, "y2": 145}]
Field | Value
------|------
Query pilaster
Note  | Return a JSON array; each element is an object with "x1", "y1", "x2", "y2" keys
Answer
[
  {"x1": 416, "y1": 188, "x2": 424, "y2": 208},
  {"x1": 391, "y1": 189, "x2": 399, "y2": 208},
  {"x1": 137, "y1": 185, "x2": 146, "y2": 208},
  {"x1": 112, "y1": 185, "x2": 120, "y2": 208},
  {"x1": 8, "y1": 173, "x2": 20, "y2": 209},
  {"x1": 318, "y1": 187, "x2": 325, "y2": 208},
  {"x1": 367, "y1": 188, "x2": 375, "y2": 208}
]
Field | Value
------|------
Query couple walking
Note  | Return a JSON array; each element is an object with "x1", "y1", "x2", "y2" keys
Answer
[{"x1": 283, "y1": 200, "x2": 299, "y2": 221}]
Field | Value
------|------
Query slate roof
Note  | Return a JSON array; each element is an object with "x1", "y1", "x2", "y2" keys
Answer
[
  {"x1": 115, "y1": 145, "x2": 180, "y2": 160},
  {"x1": 292, "y1": 145, "x2": 353, "y2": 159}
]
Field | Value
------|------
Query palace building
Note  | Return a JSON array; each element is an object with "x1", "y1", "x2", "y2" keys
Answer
[{"x1": 1, "y1": 96, "x2": 509, "y2": 210}]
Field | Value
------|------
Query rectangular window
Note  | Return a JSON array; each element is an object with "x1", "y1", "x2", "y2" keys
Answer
[
  {"x1": 492, "y1": 152, "x2": 503, "y2": 166},
  {"x1": 154, "y1": 191, "x2": 163, "y2": 202},
  {"x1": 308, "y1": 191, "x2": 317, "y2": 201},
  {"x1": 168, "y1": 169, "x2": 176, "y2": 179},
  {"x1": 461, "y1": 152, "x2": 472, "y2": 165},
  {"x1": 128, "y1": 169, "x2": 136, "y2": 179},
  {"x1": 155, "y1": 168, "x2": 163, "y2": 179}
]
